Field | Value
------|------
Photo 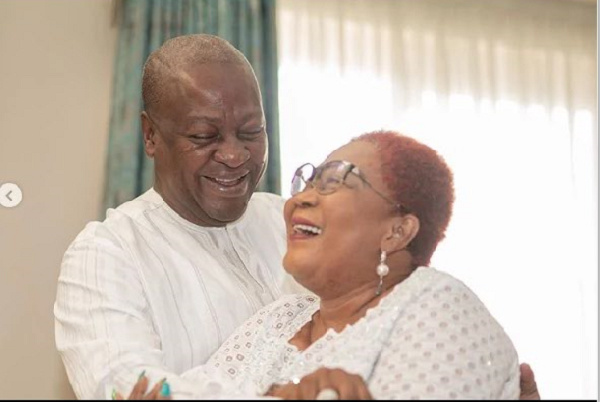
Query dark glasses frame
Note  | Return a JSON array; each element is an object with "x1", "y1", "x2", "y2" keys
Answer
[{"x1": 291, "y1": 160, "x2": 404, "y2": 211}]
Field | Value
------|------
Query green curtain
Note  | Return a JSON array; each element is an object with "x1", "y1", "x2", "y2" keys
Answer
[{"x1": 103, "y1": 0, "x2": 280, "y2": 213}]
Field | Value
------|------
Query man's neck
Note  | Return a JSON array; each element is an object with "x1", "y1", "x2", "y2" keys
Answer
[{"x1": 153, "y1": 183, "x2": 226, "y2": 228}]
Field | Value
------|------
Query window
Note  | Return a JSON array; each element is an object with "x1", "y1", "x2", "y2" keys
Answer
[{"x1": 277, "y1": 0, "x2": 598, "y2": 398}]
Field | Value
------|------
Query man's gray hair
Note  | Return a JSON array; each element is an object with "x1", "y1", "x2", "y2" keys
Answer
[{"x1": 142, "y1": 34, "x2": 254, "y2": 113}]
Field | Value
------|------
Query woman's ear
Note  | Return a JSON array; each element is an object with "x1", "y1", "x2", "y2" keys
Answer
[{"x1": 381, "y1": 214, "x2": 420, "y2": 254}]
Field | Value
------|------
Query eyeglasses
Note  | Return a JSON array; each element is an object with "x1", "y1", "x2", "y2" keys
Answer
[{"x1": 291, "y1": 160, "x2": 402, "y2": 210}]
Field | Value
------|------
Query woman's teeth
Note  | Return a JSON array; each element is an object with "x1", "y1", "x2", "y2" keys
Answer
[{"x1": 293, "y1": 224, "x2": 322, "y2": 235}]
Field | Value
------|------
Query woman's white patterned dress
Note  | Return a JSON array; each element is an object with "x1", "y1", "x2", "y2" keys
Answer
[{"x1": 201, "y1": 267, "x2": 519, "y2": 399}]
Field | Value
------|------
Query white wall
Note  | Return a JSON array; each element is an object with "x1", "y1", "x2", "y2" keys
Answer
[{"x1": 0, "y1": 0, "x2": 117, "y2": 398}]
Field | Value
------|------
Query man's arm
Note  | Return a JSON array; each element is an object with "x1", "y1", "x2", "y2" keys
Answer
[{"x1": 54, "y1": 229, "x2": 236, "y2": 399}]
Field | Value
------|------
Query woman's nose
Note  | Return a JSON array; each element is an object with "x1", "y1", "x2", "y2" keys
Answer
[{"x1": 292, "y1": 184, "x2": 318, "y2": 207}]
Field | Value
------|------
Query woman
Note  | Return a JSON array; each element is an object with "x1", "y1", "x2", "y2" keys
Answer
[
  {"x1": 120, "y1": 130, "x2": 521, "y2": 399},
  {"x1": 207, "y1": 129, "x2": 519, "y2": 399}
]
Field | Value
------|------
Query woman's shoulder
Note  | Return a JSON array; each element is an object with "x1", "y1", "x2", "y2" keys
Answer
[
  {"x1": 395, "y1": 266, "x2": 518, "y2": 350},
  {"x1": 370, "y1": 268, "x2": 520, "y2": 400},
  {"x1": 381, "y1": 267, "x2": 520, "y2": 399},
  {"x1": 403, "y1": 266, "x2": 484, "y2": 303}
]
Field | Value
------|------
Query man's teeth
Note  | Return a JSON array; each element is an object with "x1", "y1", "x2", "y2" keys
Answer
[
  {"x1": 212, "y1": 175, "x2": 245, "y2": 184},
  {"x1": 293, "y1": 224, "x2": 322, "y2": 235}
]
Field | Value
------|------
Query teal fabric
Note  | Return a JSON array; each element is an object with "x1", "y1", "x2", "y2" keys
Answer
[{"x1": 103, "y1": 0, "x2": 280, "y2": 213}]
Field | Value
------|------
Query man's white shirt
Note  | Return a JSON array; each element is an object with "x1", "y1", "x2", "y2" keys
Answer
[{"x1": 54, "y1": 189, "x2": 300, "y2": 399}]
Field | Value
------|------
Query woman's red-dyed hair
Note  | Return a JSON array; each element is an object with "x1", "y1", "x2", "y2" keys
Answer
[{"x1": 353, "y1": 130, "x2": 455, "y2": 267}]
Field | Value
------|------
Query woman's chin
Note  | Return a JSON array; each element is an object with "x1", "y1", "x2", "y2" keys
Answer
[
  {"x1": 282, "y1": 256, "x2": 311, "y2": 282},
  {"x1": 282, "y1": 256, "x2": 298, "y2": 275}
]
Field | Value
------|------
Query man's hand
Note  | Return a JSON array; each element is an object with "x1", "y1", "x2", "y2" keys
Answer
[
  {"x1": 266, "y1": 367, "x2": 372, "y2": 400},
  {"x1": 519, "y1": 363, "x2": 541, "y2": 400}
]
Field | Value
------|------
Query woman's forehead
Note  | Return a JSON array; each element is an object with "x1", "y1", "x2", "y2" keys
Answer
[{"x1": 325, "y1": 141, "x2": 379, "y2": 170}]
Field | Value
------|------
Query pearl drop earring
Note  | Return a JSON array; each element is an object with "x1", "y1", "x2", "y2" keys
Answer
[{"x1": 376, "y1": 251, "x2": 389, "y2": 296}]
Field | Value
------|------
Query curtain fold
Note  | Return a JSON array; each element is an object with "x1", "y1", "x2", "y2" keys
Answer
[{"x1": 103, "y1": 0, "x2": 280, "y2": 213}]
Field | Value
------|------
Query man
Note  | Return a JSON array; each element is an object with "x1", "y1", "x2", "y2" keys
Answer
[
  {"x1": 55, "y1": 34, "x2": 540, "y2": 399},
  {"x1": 55, "y1": 34, "x2": 296, "y2": 399}
]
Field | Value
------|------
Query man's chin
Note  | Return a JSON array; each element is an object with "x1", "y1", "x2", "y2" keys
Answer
[{"x1": 203, "y1": 197, "x2": 252, "y2": 225}]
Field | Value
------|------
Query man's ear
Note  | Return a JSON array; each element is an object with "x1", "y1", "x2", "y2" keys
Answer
[
  {"x1": 381, "y1": 214, "x2": 420, "y2": 254},
  {"x1": 141, "y1": 111, "x2": 157, "y2": 158}
]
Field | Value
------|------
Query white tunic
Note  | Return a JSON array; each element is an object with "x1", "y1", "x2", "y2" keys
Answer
[
  {"x1": 202, "y1": 267, "x2": 520, "y2": 400},
  {"x1": 54, "y1": 189, "x2": 299, "y2": 399}
]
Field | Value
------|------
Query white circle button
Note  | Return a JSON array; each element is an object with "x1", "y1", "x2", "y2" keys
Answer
[{"x1": 0, "y1": 183, "x2": 23, "y2": 208}]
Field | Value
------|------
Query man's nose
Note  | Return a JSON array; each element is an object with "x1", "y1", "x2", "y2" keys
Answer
[{"x1": 213, "y1": 136, "x2": 251, "y2": 168}]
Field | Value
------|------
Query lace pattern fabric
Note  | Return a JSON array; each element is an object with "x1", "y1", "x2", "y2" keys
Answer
[{"x1": 206, "y1": 267, "x2": 520, "y2": 399}]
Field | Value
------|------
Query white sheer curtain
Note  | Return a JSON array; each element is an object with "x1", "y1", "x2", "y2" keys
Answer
[{"x1": 276, "y1": 0, "x2": 597, "y2": 399}]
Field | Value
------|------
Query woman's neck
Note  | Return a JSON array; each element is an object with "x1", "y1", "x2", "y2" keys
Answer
[
  {"x1": 289, "y1": 259, "x2": 416, "y2": 351},
  {"x1": 317, "y1": 282, "x2": 387, "y2": 332},
  {"x1": 308, "y1": 272, "x2": 410, "y2": 342}
]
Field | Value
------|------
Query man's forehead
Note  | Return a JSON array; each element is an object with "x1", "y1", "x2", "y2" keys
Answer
[
  {"x1": 164, "y1": 63, "x2": 257, "y2": 102},
  {"x1": 150, "y1": 62, "x2": 263, "y2": 122},
  {"x1": 175, "y1": 61, "x2": 254, "y2": 86},
  {"x1": 183, "y1": 106, "x2": 264, "y2": 120}
]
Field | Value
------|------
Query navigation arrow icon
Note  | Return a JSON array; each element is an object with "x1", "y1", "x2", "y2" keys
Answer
[{"x1": 0, "y1": 183, "x2": 22, "y2": 208}]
